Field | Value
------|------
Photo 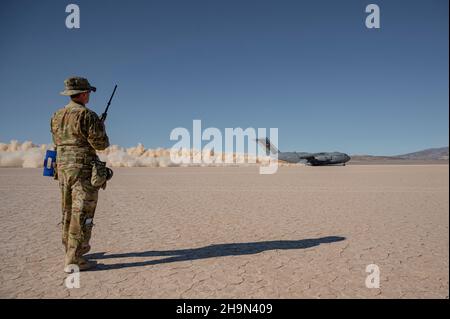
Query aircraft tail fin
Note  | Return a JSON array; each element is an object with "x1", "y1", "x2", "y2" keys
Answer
[{"x1": 256, "y1": 137, "x2": 279, "y2": 155}]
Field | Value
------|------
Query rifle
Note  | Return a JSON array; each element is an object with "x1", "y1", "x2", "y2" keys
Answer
[{"x1": 100, "y1": 85, "x2": 118, "y2": 122}]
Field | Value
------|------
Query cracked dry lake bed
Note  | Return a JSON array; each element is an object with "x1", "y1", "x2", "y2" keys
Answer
[{"x1": 0, "y1": 165, "x2": 448, "y2": 298}]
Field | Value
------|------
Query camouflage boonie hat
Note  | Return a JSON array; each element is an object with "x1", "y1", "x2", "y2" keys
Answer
[{"x1": 60, "y1": 76, "x2": 97, "y2": 96}]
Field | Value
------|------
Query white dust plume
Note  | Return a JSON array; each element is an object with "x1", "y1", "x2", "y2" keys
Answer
[{"x1": 0, "y1": 140, "x2": 287, "y2": 168}]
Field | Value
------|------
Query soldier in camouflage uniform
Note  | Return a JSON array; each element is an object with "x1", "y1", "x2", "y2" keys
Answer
[{"x1": 51, "y1": 77, "x2": 110, "y2": 272}]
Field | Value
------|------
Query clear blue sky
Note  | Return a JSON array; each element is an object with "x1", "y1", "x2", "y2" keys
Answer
[{"x1": 0, "y1": 0, "x2": 448, "y2": 155}]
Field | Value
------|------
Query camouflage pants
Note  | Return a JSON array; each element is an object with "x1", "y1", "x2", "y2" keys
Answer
[{"x1": 59, "y1": 167, "x2": 99, "y2": 265}]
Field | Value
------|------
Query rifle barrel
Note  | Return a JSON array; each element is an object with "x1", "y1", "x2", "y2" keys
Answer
[
  {"x1": 101, "y1": 85, "x2": 118, "y2": 121},
  {"x1": 105, "y1": 85, "x2": 117, "y2": 112}
]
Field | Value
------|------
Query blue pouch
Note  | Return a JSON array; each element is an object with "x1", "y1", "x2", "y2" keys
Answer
[{"x1": 43, "y1": 150, "x2": 57, "y2": 177}]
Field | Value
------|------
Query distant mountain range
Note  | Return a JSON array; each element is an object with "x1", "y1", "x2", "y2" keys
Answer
[
  {"x1": 394, "y1": 147, "x2": 449, "y2": 160},
  {"x1": 350, "y1": 147, "x2": 449, "y2": 163}
]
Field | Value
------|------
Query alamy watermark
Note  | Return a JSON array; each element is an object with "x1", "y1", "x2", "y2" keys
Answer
[
  {"x1": 64, "y1": 264, "x2": 80, "y2": 289},
  {"x1": 365, "y1": 4, "x2": 381, "y2": 29},
  {"x1": 365, "y1": 264, "x2": 380, "y2": 288},
  {"x1": 170, "y1": 120, "x2": 279, "y2": 174},
  {"x1": 65, "y1": 4, "x2": 80, "y2": 29}
]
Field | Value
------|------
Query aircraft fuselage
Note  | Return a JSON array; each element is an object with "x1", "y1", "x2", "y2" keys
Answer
[{"x1": 278, "y1": 151, "x2": 351, "y2": 166}]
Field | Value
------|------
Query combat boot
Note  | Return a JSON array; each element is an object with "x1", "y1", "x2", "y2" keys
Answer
[
  {"x1": 77, "y1": 257, "x2": 97, "y2": 271},
  {"x1": 64, "y1": 257, "x2": 97, "y2": 273},
  {"x1": 80, "y1": 244, "x2": 91, "y2": 255}
]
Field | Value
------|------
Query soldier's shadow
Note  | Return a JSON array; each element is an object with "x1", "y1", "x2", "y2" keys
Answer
[{"x1": 86, "y1": 236, "x2": 346, "y2": 272}]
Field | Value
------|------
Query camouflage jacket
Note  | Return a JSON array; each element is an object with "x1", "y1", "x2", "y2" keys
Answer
[{"x1": 51, "y1": 101, "x2": 110, "y2": 169}]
